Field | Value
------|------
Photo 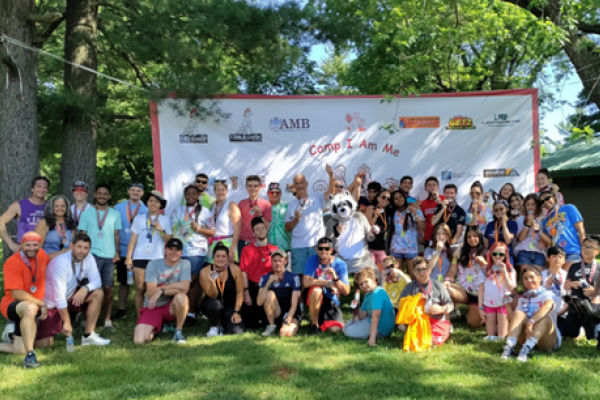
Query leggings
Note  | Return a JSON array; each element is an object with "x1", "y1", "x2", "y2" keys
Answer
[{"x1": 201, "y1": 297, "x2": 245, "y2": 334}]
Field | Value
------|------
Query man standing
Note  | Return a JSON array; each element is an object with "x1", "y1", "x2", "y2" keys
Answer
[
  {"x1": 256, "y1": 250, "x2": 301, "y2": 337},
  {"x1": 179, "y1": 173, "x2": 216, "y2": 210},
  {"x1": 431, "y1": 184, "x2": 466, "y2": 246},
  {"x1": 36, "y1": 233, "x2": 110, "y2": 347},
  {"x1": 285, "y1": 165, "x2": 334, "y2": 277},
  {"x1": 0, "y1": 176, "x2": 49, "y2": 253},
  {"x1": 267, "y1": 183, "x2": 291, "y2": 255},
  {"x1": 70, "y1": 180, "x2": 92, "y2": 228},
  {"x1": 113, "y1": 183, "x2": 147, "y2": 321},
  {"x1": 238, "y1": 176, "x2": 272, "y2": 259},
  {"x1": 358, "y1": 181, "x2": 381, "y2": 212},
  {"x1": 134, "y1": 238, "x2": 191, "y2": 345},
  {"x1": 303, "y1": 237, "x2": 350, "y2": 335},
  {"x1": 400, "y1": 176, "x2": 414, "y2": 198},
  {"x1": 240, "y1": 218, "x2": 279, "y2": 330},
  {"x1": 0, "y1": 232, "x2": 50, "y2": 368},
  {"x1": 420, "y1": 177, "x2": 445, "y2": 246},
  {"x1": 78, "y1": 184, "x2": 122, "y2": 332}
]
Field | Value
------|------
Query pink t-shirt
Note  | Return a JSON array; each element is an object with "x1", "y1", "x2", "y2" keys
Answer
[{"x1": 238, "y1": 198, "x2": 272, "y2": 242}]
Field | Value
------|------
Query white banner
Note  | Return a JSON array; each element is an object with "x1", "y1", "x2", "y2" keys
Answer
[{"x1": 151, "y1": 90, "x2": 539, "y2": 216}]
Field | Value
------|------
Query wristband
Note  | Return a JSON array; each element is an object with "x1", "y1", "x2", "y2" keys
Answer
[
  {"x1": 444, "y1": 277, "x2": 453, "y2": 283},
  {"x1": 528, "y1": 318, "x2": 535, "y2": 325},
  {"x1": 478, "y1": 306, "x2": 484, "y2": 310},
  {"x1": 83, "y1": 285, "x2": 90, "y2": 293},
  {"x1": 244, "y1": 288, "x2": 249, "y2": 291},
  {"x1": 333, "y1": 277, "x2": 340, "y2": 282},
  {"x1": 233, "y1": 310, "x2": 240, "y2": 315}
]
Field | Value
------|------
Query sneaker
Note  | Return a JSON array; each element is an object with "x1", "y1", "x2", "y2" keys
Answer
[
  {"x1": 262, "y1": 325, "x2": 278, "y2": 337},
  {"x1": 449, "y1": 308, "x2": 462, "y2": 320},
  {"x1": 173, "y1": 329, "x2": 186, "y2": 344},
  {"x1": 162, "y1": 323, "x2": 176, "y2": 334},
  {"x1": 23, "y1": 351, "x2": 40, "y2": 368},
  {"x1": 517, "y1": 347, "x2": 530, "y2": 362},
  {"x1": 483, "y1": 336, "x2": 496, "y2": 341},
  {"x1": 308, "y1": 324, "x2": 321, "y2": 336},
  {"x1": 207, "y1": 326, "x2": 220, "y2": 337},
  {"x1": 500, "y1": 345, "x2": 514, "y2": 360},
  {"x1": 2, "y1": 321, "x2": 15, "y2": 343},
  {"x1": 103, "y1": 320, "x2": 115, "y2": 332},
  {"x1": 449, "y1": 323, "x2": 454, "y2": 333},
  {"x1": 82, "y1": 332, "x2": 111, "y2": 346},
  {"x1": 112, "y1": 309, "x2": 127, "y2": 321}
]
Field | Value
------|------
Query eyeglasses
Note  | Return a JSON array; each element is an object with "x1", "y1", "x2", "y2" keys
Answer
[
  {"x1": 583, "y1": 246, "x2": 599, "y2": 251},
  {"x1": 269, "y1": 191, "x2": 280, "y2": 195},
  {"x1": 491, "y1": 252, "x2": 505, "y2": 257},
  {"x1": 380, "y1": 195, "x2": 390, "y2": 200},
  {"x1": 317, "y1": 246, "x2": 331, "y2": 252},
  {"x1": 195, "y1": 179, "x2": 208, "y2": 184},
  {"x1": 414, "y1": 267, "x2": 428, "y2": 273}
]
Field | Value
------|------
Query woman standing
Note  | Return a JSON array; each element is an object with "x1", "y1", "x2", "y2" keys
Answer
[
  {"x1": 36, "y1": 195, "x2": 77, "y2": 260},
  {"x1": 514, "y1": 194, "x2": 547, "y2": 273},
  {"x1": 466, "y1": 181, "x2": 493, "y2": 233},
  {"x1": 386, "y1": 190, "x2": 425, "y2": 279},
  {"x1": 424, "y1": 224, "x2": 453, "y2": 283},
  {"x1": 366, "y1": 189, "x2": 391, "y2": 272},
  {"x1": 208, "y1": 180, "x2": 241, "y2": 263},
  {"x1": 484, "y1": 200, "x2": 518, "y2": 265},
  {"x1": 125, "y1": 191, "x2": 173, "y2": 315}
]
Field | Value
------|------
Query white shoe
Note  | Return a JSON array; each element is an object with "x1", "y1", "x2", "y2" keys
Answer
[
  {"x1": 207, "y1": 326, "x2": 220, "y2": 337},
  {"x1": 2, "y1": 321, "x2": 15, "y2": 342},
  {"x1": 449, "y1": 323, "x2": 454, "y2": 333},
  {"x1": 81, "y1": 332, "x2": 111, "y2": 346},
  {"x1": 103, "y1": 319, "x2": 115, "y2": 332},
  {"x1": 262, "y1": 325, "x2": 278, "y2": 336}
]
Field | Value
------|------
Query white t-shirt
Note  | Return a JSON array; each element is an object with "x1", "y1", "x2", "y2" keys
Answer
[
  {"x1": 479, "y1": 269, "x2": 516, "y2": 307},
  {"x1": 285, "y1": 193, "x2": 327, "y2": 248},
  {"x1": 131, "y1": 214, "x2": 173, "y2": 260},
  {"x1": 541, "y1": 269, "x2": 568, "y2": 319},
  {"x1": 337, "y1": 217, "x2": 366, "y2": 260},
  {"x1": 170, "y1": 205, "x2": 214, "y2": 257}
]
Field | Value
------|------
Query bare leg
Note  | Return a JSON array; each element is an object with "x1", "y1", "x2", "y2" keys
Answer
[
  {"x1": 103, "y1": 286, "x2": 113, "y2": 321},
  {"x1": 134, "y1": 268, "x2": 146, "y2": 316},
  {"x1": 170, "y1": 293, "x2": 189, "y2": 330},
  {"x1": 133, "y1": 324, "x2": 155, "y2": 345},
  {"x1": 263, "y1": 291, "x2": 281, "y2": 325},
  {"x1": 497, "y1": 312, "x2": 509, "y2": 338},
  {"x1": 85, "y1": 290, "x2": 104, "y2": 334},
  {"x1": 36, "y1": 337, "x2": 54, "y2": 349},
  {"x1": 0, "y1": 336, "x2": 26, "y2": 354},
  {"x1": 309, "y1": 287, "x2": 323, "y2": 326},
  {"x1": 187, "y1": 274, "x2": 201, "y2": 316},
  {"x1": 405, "y1": 258, "x2": 416, "y2": 280},
  {"x1": 280, "y1": 318, "x2": 299, "y2": 337},
  {"x1": 118, "y1": 283, "x2": 129, "y2": 311},
  {"x1": 533, "y1": 316, "x2": 557, "y2": 351},
  {"x1": 507, "y1": 310, "x2": 527, "y2": 339},
  {"x1": 467, "y1": 305, "x2": 484, "y2": 328},
  {"x1": 17, "y1": 302, "x2": 39, "y2": 352},
  {"x1": 486, "y1": 312, "x2": 498, "y2": 337}
]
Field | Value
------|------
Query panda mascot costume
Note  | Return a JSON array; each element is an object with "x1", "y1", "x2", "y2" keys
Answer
[{"x1": 325, "y1": 191, "x2": 383, "y2": 285}]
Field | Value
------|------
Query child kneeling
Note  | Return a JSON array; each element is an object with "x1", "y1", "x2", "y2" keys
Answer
[{"x1": 344, "y1": 267, "x2": 396, "y2": 346}]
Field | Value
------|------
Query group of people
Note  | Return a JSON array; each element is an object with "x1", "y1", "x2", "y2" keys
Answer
[{"x1": 0, "y1": 166, "x2": 598, "y2": 368}]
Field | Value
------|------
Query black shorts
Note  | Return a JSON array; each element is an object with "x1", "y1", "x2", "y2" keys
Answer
[
  {"x1": 318, "y1": 296, "x2": 344, "y2": 326},
  {"x1": 7, "y1": 301, "x2": 41, "y2": 337},
  {"x1": 274, "y1": 299, "x2": 302, "y2": 327},
  {"x1": 115, "y1": 260, "x2": 128, "y2": 285},
  {"x1": 133, "y1": 259, "x2": 150, "y2": 269},
  {"x1": 466, "y1": 293, "x2": 478, "y2": 305}
]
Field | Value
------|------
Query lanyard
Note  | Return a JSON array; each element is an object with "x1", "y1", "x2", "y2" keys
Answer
[
  {"x1": 71, "y1": 257, "x2": 84, "y2": 283},
  {"x1": 438, "y1": 254, "x2": 443, "y2": 275},
  {"x1": 299, "y1": 197, "x2": 308, "y2": 209},
  {"x1": 494, "y1": 222, "x2": 501, "y2": 243},
  {"x1": 493, "y1": 271, "x2": 504, "y2": 290},
  {"x1": 581, "y1": 260, "x2": 597, "y2": 284},
  {"x1": 184, "y1": 206, "x2": 196, "y2": 222},
  {"x1": 73, "y1": 204, "x2": 88, "y2": 223},
  {"x1": 375, "y1": 209, "x2": 387, "y2": 231},
  {"x1": 213, "y1": 201, "x2": 225, "y2": 224},
  {"x1": 416, "y1": 280, "x2": 432, "y2": 300},
  {"x1": 547, "y1": 207, "x2": 560, "y2": 238},
  {"x1": 126, "y1": 201, "x2": 141, "y2": 224},
  {"x1": 56, "y1": 221, "x2": 67, "y2": 241},
  {"x1": 525, "y1": 287, "x2": 546, "y2": 311},
  {"x1": 19, "y1": 251, "x2": 38, "y2": 284},
  {"x1": 146, "y1": 214, "x2": 157, "y2": 242},
  {"x1": 214, "y1": 265, "x2": 228, "y2": 298},
  {"x1": 444, "y1": 203, "x2": 454, "y2": 223},
  {"x1": 96, "y1": 208, "x2": 109, "y2": 231},
  {"x1": 397, "y1": 210, "x2": 405, "y2": 226},
  {"x1": 256, "y1": 242, "x2": 271, "y2": 262}
]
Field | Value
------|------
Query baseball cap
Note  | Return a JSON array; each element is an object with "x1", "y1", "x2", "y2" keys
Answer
[
  {"x1": 268, "y1": 182, "x2": 281, "y2": 192},
  {"x1": 271, "y1": 249, "x2": 287, "y2": 259},
  {"x1": 129, "y1": 182, "x2": 144, "y2": 190},
  {"x1": 165, "y1": 238, "x2": 183, "y2": 250},
  {"x1": 71, "y1": 180, "x2": 89, "y2": 192},
  {"x1": 317, "y1": 237, "x2": 333, "y2": 246}
]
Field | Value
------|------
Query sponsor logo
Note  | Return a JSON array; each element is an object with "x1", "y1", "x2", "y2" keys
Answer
[
  {"x1": 399, "y1": 116, "x2": 440, "y2": 129},
  {"x1": 441, "y1": 171, "x2": 481, "y2": 180},
  {"x1": 269, "y1": 117, "x2": 310, "y2": 132},
  {"x1": 180, "y1": 134, "x2": 208, "y2": 144},
  {"x1": 446, "y1": 115, "x2": 475, "y2": 130},
  {"x1": 345, "y1": 112, "x2": 367, "y2": 132},
  {"x1": 230, "y1": 107, "x2": 262, "y2": 142},
  {"x1": 483, "y1": 168, "x2": 519, "y2": 178},
  {"x1": 181, "y1": 108, "x2": 209, "y2": 144},
  {"x1": 481, "y1": 113, "x2": 521, "y2": 127}
]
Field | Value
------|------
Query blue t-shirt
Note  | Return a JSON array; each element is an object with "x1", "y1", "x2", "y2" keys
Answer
[
  {"x1": 115, "y1": 201, "x2": 148, "y2": 256},
  {"x1": 484, "y1": 220, "x2": 519, "y2": 256},
  {"x1": 259, "y1": 271, "x2": 301, "y2": 303},
  {"x1": 43, "y1": 228, "x2": 73, "y2": 254},
  {"x1": 304, "y1": 255, "x2": 349, "y2": 305},
  {"x1": 424, "y1": 247, "x2": 452, "y2": 283},
  {"x1": 542, "y1": 204, "x2": 583, "y2": 255},
  {"x1": 78, "y1": 207, "x2": 123, "y2": 259},
  {"x1": 361, "y1": 286, "x2": 396, "y2": 337}
]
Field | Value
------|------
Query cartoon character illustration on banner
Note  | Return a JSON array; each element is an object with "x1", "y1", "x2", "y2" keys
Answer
[
  {"x1": 183, "y1": 109, "x2": 200, "y2": 135},
  {"x1": 386, "y1": 178, "x2": 399, "y2": 192},
  {"x1": 345, "y1": 112, "x2": 367, "y2": 132},
  {"x1": 230, "y1": 176, "x2": 239, "y2": 191},
  {"x1": 357, "y1": 164, "x2": 372, "y2": 197},
  {"x1": 236, "y1": 107, "x2": 254, "y2": 134},
  {"x1": 313, "y1": 180, "x2": 327, "y2": 193},
  {"x1": 334, "y1": 165, "x2": 347, "y2": 188}
]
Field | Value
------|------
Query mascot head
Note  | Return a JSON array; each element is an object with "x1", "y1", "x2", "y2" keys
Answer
[{"x1": 328, "y1": 191, "x2": 357, "y2": 222}]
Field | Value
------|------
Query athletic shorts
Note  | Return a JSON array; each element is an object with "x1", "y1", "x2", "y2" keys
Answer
[
  {"x1": 137, "y1": 301, "x2": 176, "y2": 334},
  {"x1": 484, "y1": 306, "x2": 507, "y2": 315},
  {"x1": 466, "y1": 293, "x2": 478, "y2": 306},
  {"x1": 133, "y1": 259, "x2": 150, "y2": 269},
  {"x1": 37, "y1": 294, "x2": 91, "y2": 340},
  {"x1": 7, "y1": 301, "x2": 41, "y2": 337}
]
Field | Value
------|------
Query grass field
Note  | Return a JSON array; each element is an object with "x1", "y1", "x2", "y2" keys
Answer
[{"x1": 1, "y1": 244, "x2": 600, "y2": 400}]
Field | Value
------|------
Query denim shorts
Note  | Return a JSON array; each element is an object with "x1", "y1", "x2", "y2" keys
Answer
[
  {"x1": 183, "y1": 255, "x2": 206, "y2": 275},
  {"x1": 290, "y1": 247, "x2": 316, "y2": 274},
  {"x1": 515, "y1": 251, "x2": 546, "y2": 267},
  {"x1": 566, "y1": 253, "x2": 582, "y2": 264},
  {"x1": 390, "y1": 252, "x2": 418, "y2": 260}
]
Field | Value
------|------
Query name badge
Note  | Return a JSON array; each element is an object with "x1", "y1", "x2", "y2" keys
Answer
[
  {"x1": 438, "y1": 275, "x2": 443, "y2": 282},
  {"x1": 145, "y1": 243, "x2": 153, "y2": 254},
  {"x1": 466, "y1": 275, "x2": 473, "y2": 283}
]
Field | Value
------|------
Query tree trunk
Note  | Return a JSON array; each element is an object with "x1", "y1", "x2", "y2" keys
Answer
[
  {"x1": 0, "y1": 0, "x2": 40, "y2": 259},
  {"x1": 59, "y1": 0, "x2": 98, "y2": 202}
]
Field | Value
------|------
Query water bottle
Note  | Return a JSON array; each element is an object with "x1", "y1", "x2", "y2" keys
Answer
[
  {"x1": 66, "y1": 335, "x2": 74, "y2": 353},
  {"x1": 127, "y1": 269, "x2": 134, "y2": 285}
]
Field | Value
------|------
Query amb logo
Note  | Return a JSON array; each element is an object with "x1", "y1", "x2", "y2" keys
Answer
[{"x1": 446, "y1": 115, "x2": 476, "y2": 130}]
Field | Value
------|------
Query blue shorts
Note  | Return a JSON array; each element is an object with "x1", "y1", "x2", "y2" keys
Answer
[
  {"x1": 291, "y1": 247, "x2": 316, "y2": 274},
  {"x1": 566, "y1": 253, "x2": 582, "y2": 264},
  {"x1": 183, "y1": 255, "x2": 206, "y2": 275},
  {"x1": 390, "y1": 252, "x2": 418, "y2": 260},
  {"x1": 515, "y1": 251, "x2": 546, "y2": 267}
]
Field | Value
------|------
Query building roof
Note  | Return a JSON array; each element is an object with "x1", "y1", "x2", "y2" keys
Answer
[{"x1": 542, "y1": 137, "x2": 600, "y2": 178}]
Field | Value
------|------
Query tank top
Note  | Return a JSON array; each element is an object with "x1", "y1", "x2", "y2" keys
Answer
[
  {"x1": 213, "y1": 200, "x2": 234, "y2": 237},
  {"x1": 17, "y1": 199, "x2": 46, "y2": 243},
  {"x1": 368, "y1": 209, "x2": 387, "y2": 251},
  {"x1": 43, "y1": 227, "x2": 73, "y2": 254},
  {"x1": 215, "y1": 266, "x2": 237, "y2": 308}
]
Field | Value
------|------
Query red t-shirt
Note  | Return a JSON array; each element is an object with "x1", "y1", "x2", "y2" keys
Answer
[
  {"x1": 1, "y1": 250, "x2": 50, "y2": 318},
  {"x1": 238, "y1": 198, "x2": 272, "y2": 242},
  {"x1": 239, "y1": 243, "x2": 278, "y2": 284},
  {"x1": 420, "y1": 195, "x2": 445, "y2": 243}
]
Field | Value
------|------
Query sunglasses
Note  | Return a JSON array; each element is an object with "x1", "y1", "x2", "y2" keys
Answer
[
  {"x1": 335, "y1": 185, "x2": 344, "y2": 189},
  {"x1": 491, "y1": 252, "x2": 506, "y2": 257},
  {"x1": 540, "y1": 197, "x2": 552, "y2": 203},
  {"x1": 269, "y1": 190, "x2": 280, "y2": 195},
  {"x1": 195, "y1": 179, "x2": 208, "y2": 184},
  {"x1": 317, "y1": 246, "x2": 331, "y2": 252},
  {"x1": 380, "y1": 195, "x2": 390, "y2": 200},
  {"x1": 414, "y1": 267, "x2": 428, "y2": 273},
  {"x1": 214, "y1": 179, "x2": 226, "y2": 184}
]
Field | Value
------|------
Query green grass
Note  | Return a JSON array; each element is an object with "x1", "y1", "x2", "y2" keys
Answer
[{"x1": 1, "y1": 246, "x2": 600, "y2": 399}]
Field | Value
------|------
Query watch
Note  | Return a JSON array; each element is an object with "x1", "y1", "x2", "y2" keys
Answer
[
  {"x1": 233, "y1": 310, "x2": 241, "y2": 315},
  {"x1": 333, "y1": 276, "x2": 340, "y2": 282}
]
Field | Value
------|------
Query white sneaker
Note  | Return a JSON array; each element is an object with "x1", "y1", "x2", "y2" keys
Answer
[
  {"x1": 103, "y1": 319, "x2": 115, "y2": 332},
  {"x1": 207, "y1": 326, "x2": 220, "y2": 337},
  {"x1": 81, "y1": 332, "x2": 111, "y2": 346},
  {"x1": 262, "y1": 325, "x2": 278, "y2": 336},
  {"x1": 2, "y1": 321, "x2": 15, "y2": 342},
  {"x1": 449, "y1": 323, "x2": 454, "y2": 333}
]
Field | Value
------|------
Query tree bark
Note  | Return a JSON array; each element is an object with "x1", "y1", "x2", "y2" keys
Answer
[
  {"x1": 0, "y1": 0, "x2": 40, "y2": 259},
  {"x1": 59, "y1": 0, "x2": 98, "y2": 202}
]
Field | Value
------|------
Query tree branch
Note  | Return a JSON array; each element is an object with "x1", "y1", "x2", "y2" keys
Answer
[
  {"x1": 578, "y1": 22, "x2": 600, "y2": 35},
  {"x1": 34, "y1": 14, "x2": 66, "y2": 47},
  {"x1": 28, "y1": 12, "x2": 63, "y2": 22},
  {"x1": 0, "y1": 47, "x2": 19, "y2": 78}
]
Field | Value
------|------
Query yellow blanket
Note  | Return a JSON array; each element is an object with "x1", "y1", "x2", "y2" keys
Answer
[{"x1": 396, "y1": 294, "x2": 432, "y2": 353}]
